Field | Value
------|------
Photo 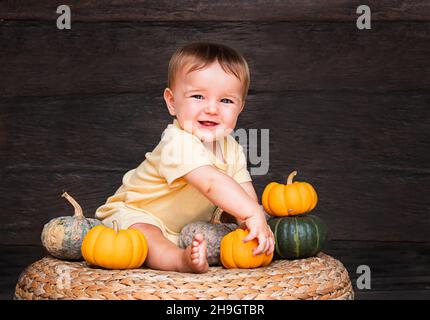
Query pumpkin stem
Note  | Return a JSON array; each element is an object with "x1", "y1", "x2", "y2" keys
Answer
[
  {"x1": 112, "y1": 220, "x2": 119, "y2": 234},
  {"x1": 61, "y1": 192, "x2": 84, "y2": 217},
  {"x1": 287, "y1": 171, "x2": 297, "y2": 185},
  {"x1": 210, "y1": 207, "x2": 223, "y2": 224}
]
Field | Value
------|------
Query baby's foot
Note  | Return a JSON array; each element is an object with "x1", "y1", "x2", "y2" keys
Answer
[{"x1": 182, "y1": 233, "x2": 209, "y2": 273}]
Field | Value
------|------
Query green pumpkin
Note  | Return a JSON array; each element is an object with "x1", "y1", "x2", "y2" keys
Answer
[
  {"x1": 41, "y1": 192, "x2": 102, "y2": 260},
  {"x1": 179, "y1": 221, "x2": 237, "y2": 265},
  {"x1": 268, "y1": 214, "x2": 327, "y2": 259},
  {"x1": 178, "y1": 207, "x2": 238, "y2": 265}
]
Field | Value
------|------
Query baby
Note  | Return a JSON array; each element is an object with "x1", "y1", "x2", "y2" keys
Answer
[{"x1": 95, "y1": 42, "x2": 275, "y2": 273}]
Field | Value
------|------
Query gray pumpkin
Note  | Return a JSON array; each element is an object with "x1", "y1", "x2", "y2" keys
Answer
[
  {"x1": 179, "y1": 208, "x2": 238, "y2": 265},
  {"x1": 41, "y1": 192, "x2": 102, "y2": 260}
]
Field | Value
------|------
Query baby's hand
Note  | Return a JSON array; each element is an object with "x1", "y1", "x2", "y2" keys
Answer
[{"x1": 242, "y1": 208, "x2": 275, "y2": 256}]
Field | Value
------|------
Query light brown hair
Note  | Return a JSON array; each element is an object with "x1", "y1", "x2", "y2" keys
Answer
[{"x1": 167, "y1": 42, "x2": 250, "y2": 100}]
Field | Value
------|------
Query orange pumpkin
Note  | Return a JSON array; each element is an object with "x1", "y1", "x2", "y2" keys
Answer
[
  {"x1": 81, "y1": 220, "x2": 148, "y2": 269},
  {"x1": 262, "y1": 171, "x2": 318, "y2": 217},
  {"x1": 220, "y1": 228, "x2": 273, "y2": 269}
]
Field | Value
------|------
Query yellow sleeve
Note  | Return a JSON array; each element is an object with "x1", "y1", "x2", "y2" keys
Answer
[
  {"x1": 232, "y1": 143, "x2": 253, "y2": 184},
  {"x1": 159, "y1": 131, "x2": 214, "y2": 186}
]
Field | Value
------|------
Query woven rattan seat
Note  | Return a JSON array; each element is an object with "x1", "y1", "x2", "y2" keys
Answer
[{"x1": 14, "y1": 252, "x2": 354, "y2": 300}]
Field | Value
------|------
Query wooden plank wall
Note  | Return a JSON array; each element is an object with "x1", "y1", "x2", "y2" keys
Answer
[{"x1": 1, "y1": 1, "x2": 429, "y2": 245}]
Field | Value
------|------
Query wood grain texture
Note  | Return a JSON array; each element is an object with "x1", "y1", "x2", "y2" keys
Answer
[
  {"x1": 0, "y1": 1, "x2": 429, "y2": 252},
  {"x1": 0, "y1": 171, "x2": 121, "y2": 246},
  {"x1": 1, "y1": 1, "x2": 429, "y2": 22},
  {"x1": 2, "y1": 170, "x2": 428, "y2": 245},
  {"x1": 1, "y1": 21, "x2": 429, "y2": 97},
  {"x1": 1, "y1": 91, "x2": 429, "y2": 244},
  {"x1": 324, "y1": 240, "x2": 430, "y2": 300},
  {"x1": 2, "y1": 91, "x2": 428, "y2": 174}
]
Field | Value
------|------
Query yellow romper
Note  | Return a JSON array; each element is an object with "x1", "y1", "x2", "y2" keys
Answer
[{"x1": 95, "y1": 119, "x2": 252, "y2": 245}]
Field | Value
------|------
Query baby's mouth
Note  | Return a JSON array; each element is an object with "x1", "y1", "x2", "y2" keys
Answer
[{"x1": 198, "y1": 120, "x2": 219, "y2": 127}]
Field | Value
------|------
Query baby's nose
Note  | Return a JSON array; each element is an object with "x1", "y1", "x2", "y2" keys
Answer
[{"x1": 204, "y1": 102, "x2": 218, "y2": 113}]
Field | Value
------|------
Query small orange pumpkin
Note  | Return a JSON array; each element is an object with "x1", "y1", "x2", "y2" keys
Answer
[
  {"x1": 262, "y1": 171, "x2": 318, "y2": 217},
  {"x1": 220, "y1": 228, "x2": 273, "y2": 269},
  {"x1": 81, "y1": 220, "x2": 148, "y2": 269}
]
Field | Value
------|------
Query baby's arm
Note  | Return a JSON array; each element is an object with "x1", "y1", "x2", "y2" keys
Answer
[
  {"x1": 240, "y1": 181, "x2": 259, "y2": 202},
  {"x1": 183, "y1": 165, "x2": 274, "y2": 255},
  {"x1": 217, "y1": 182, "x2": 259, "y2": 224},
  {"x1": 184, "y1": 165, "x2": 260, "y2": 222},
  {"x1": 235, "y1": 181, "x2": 259, "y2": 224}
]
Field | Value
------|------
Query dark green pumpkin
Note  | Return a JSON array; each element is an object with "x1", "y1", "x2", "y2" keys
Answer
[{"x1": 268, "y1": 215, "x2": 327, "y2": 259}]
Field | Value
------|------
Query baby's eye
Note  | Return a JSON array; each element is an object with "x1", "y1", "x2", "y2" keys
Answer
[
  {"x1": 221, "y1": 98, "x2": 234, "y2": 104},
  {"x1": 192, "y1": 95, "x2": 204, "y2": 100}
]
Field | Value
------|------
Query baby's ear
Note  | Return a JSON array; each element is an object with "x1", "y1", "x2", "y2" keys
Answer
[{"x1": 164, "y1": 88, "x2": 176, "y2": 116}]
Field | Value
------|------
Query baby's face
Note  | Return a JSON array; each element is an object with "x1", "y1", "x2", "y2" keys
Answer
[{"x1": 164, "y1": 61, "x2": 245, "y2": 142}]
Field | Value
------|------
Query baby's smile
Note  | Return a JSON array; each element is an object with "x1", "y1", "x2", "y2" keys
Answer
[{"x1": 198, "y1": 120, "x2": 219, "y2": 129}]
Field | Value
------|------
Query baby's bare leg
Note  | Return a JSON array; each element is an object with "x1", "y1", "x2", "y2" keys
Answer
[{"x1": 129, "y1": 223, "x2": 208, "y2": 273}]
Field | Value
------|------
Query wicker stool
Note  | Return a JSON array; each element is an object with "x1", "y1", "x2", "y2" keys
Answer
[{"x1": 14, "y1": 252, "x2": 354, "y2": 300}]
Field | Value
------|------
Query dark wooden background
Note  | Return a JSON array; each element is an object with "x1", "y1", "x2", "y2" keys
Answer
[{"x1": 1, "y1": 0, "x2": 429, "y2": 299}]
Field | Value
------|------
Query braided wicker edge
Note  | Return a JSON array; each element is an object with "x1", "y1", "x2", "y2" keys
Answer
[{"x1": 14, "y1": 252, "x2": 354, "y2": 300}]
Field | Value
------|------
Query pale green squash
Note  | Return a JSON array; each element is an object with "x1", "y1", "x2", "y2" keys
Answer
[
  {"x1": 41, "y1": 192, "x2": 102, "y2": 260},
  {"x1": 179, "y1": 207, "x2": 237, "y2": 265}
]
